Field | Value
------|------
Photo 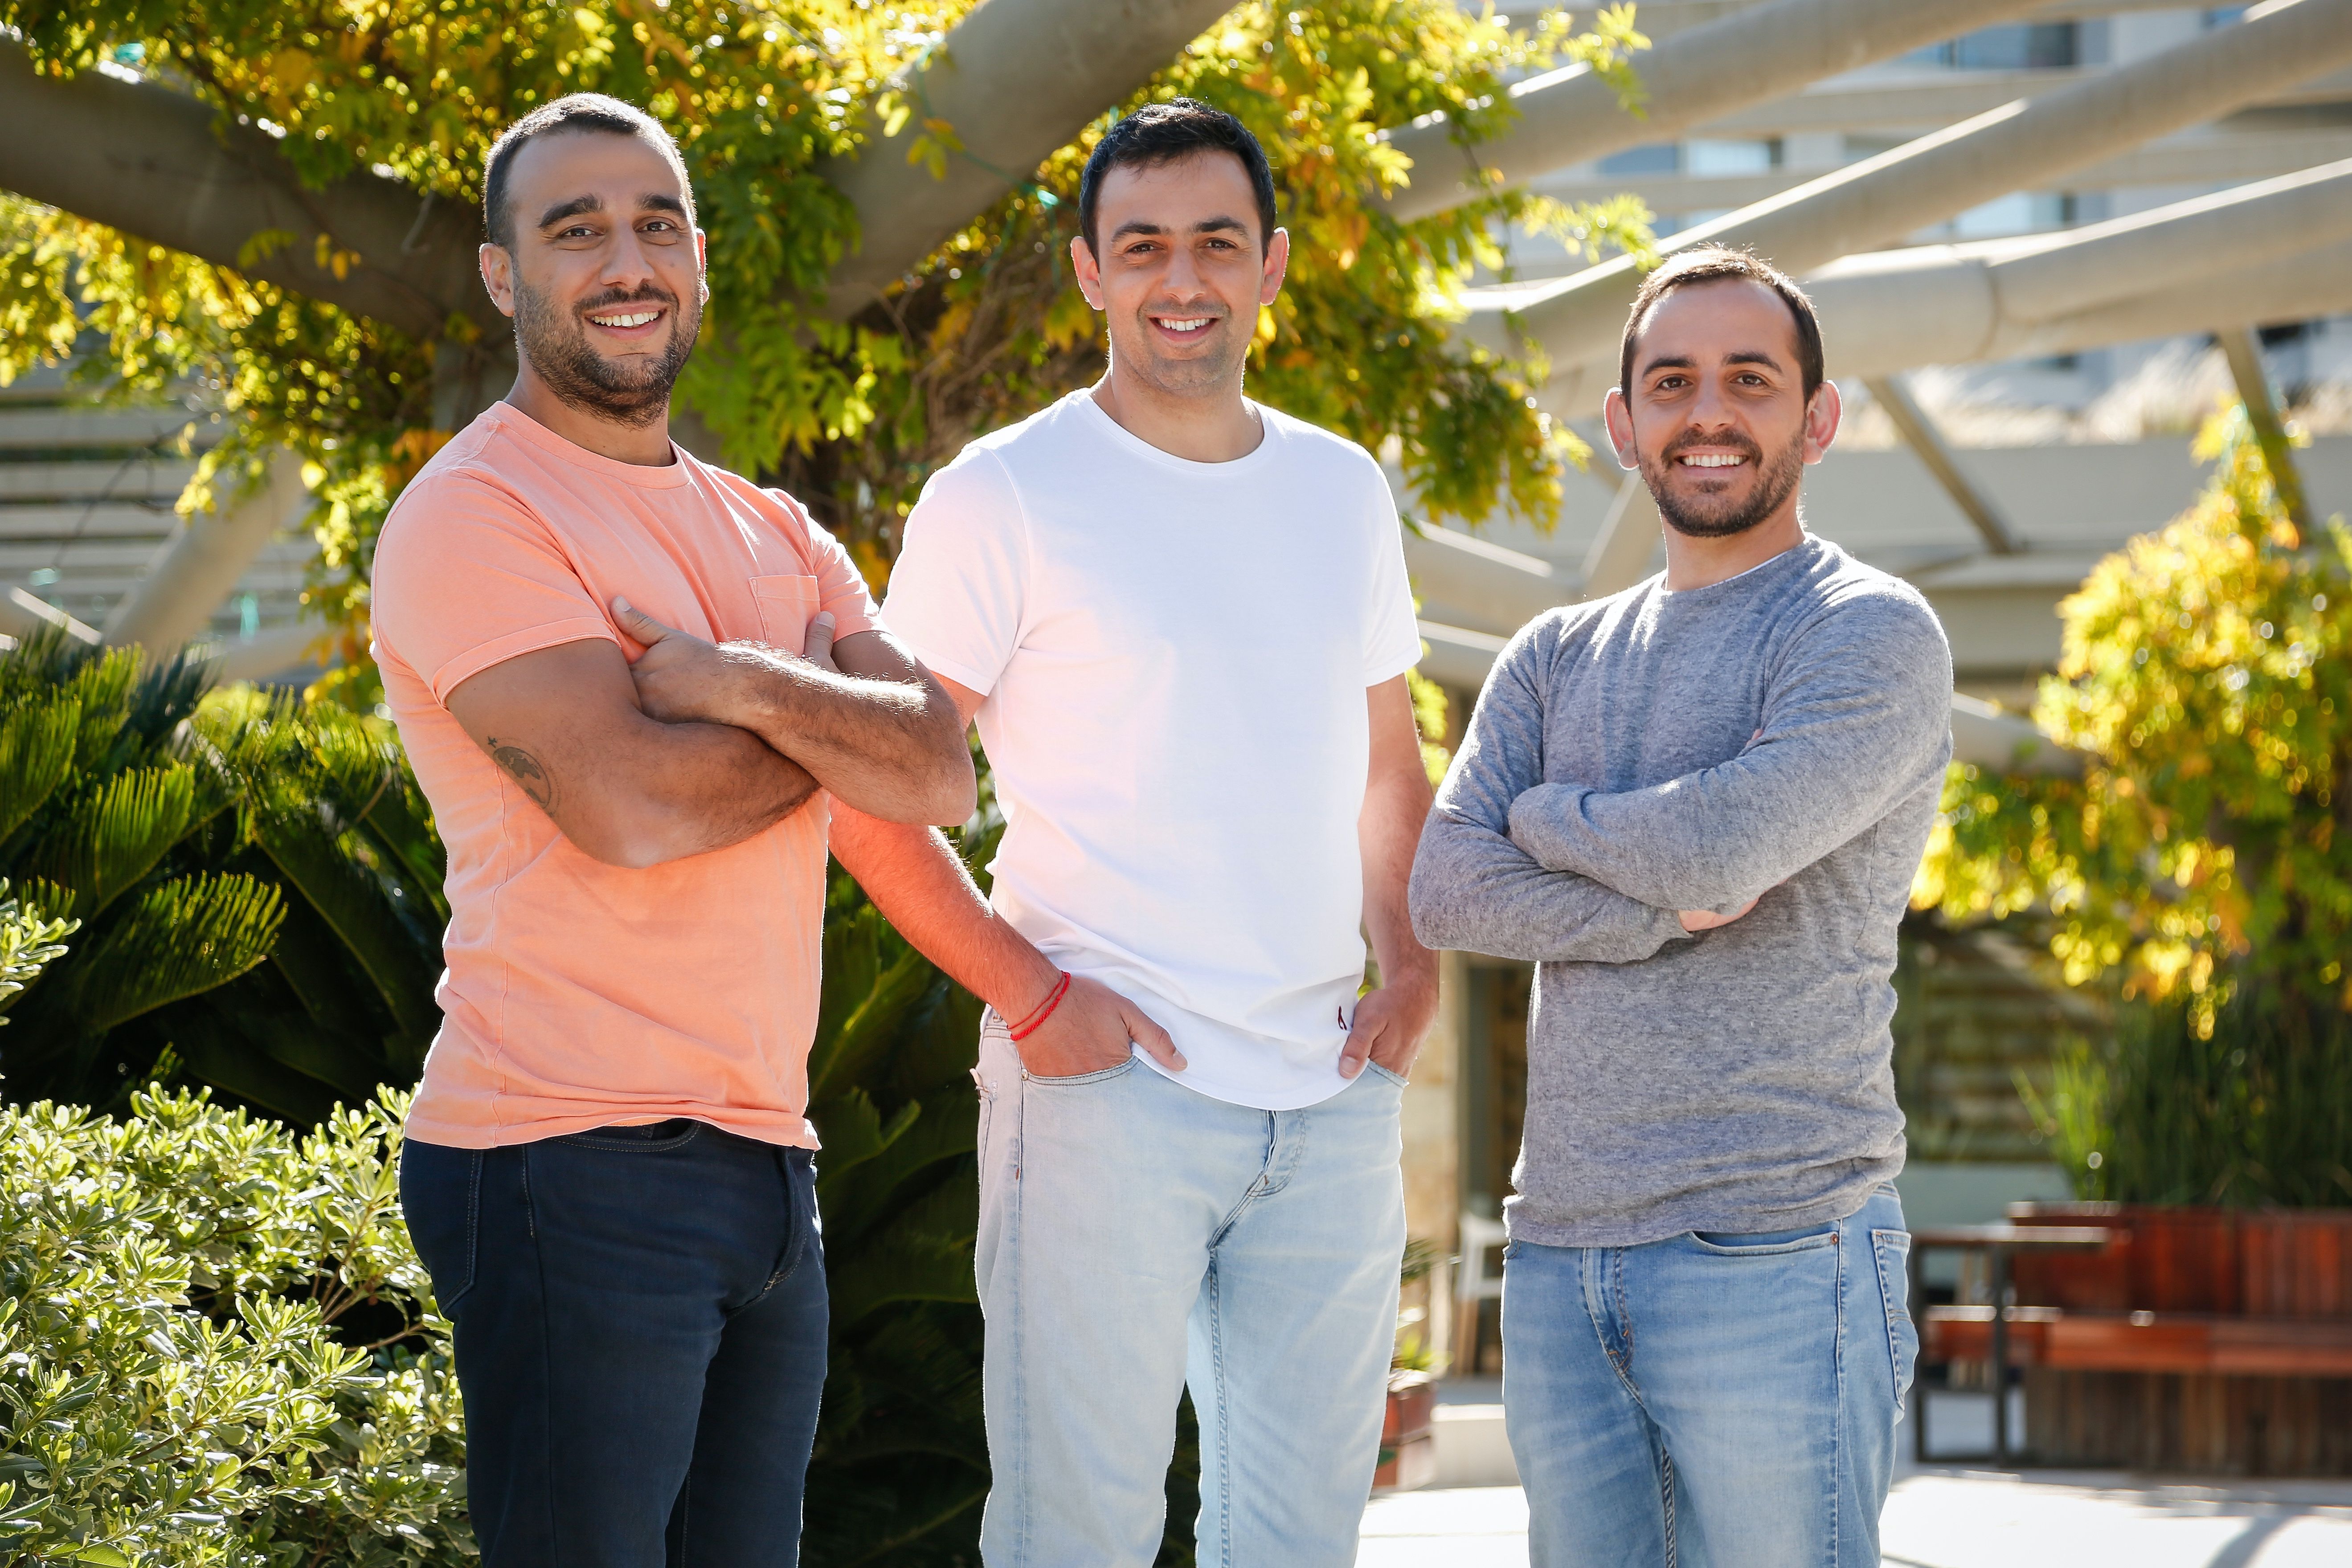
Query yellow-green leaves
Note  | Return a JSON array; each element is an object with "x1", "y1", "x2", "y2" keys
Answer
[{"x1": 1915, "y1": 405, "x2": 2351, "y2": 1028}]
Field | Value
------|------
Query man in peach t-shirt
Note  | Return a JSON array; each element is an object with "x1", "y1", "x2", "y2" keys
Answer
[{"x1": 372, "y1": 96, "x2": 971, "y2": 1568}]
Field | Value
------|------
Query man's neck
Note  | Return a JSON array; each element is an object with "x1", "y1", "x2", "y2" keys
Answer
[
  {"x1": 1660, "y1": 503, "x2": 1807, "y2": 592},
  {"x1": 503, "y1": 365, "x2": 675, "y2": 468},
  {"x1": 1087, "y1": 362, "x2": 1263, "y2": 465}
]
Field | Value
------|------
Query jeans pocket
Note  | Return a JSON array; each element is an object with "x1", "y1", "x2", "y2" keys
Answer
[
  {"x1": 1872, "y1": 1228, "x2": 1918, "y2": 1416},
  {"x1": 556, "y1": 1118, "x2": 703, "y2": 1152},
  {"x1": 1687, "y1": 1225, "x2": 1840, "y2": 1257},
  {"x1": 398, "y1": 1140, "x2": 483, "y2": 1315},
  {"x1": 1364, "y1": 1060, "x2": 1410, "y2": 1088},
  {"x1": 1023, "y1": 1056, "x2": 1138, "y2": 1087}
]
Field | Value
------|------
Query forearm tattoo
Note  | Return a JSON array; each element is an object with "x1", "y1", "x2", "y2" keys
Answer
[{"x1": 486, "y1": 736, "x2": 557, "y2": 812}]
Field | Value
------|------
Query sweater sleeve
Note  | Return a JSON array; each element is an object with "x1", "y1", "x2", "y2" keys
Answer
[
  {"x1": 1410, "y1": 620, "x2": 1690, "y2": 964},
  {"x1": 1505, "y1": 588, "x2": 1954, "y2": 911}
]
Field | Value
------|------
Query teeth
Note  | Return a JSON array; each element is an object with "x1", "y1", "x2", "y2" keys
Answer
[
  {"x1": 1680, "y1": 453, "x2": 1744, "y2": 467},
  {"x1": 1156, "y1": 317, "x2": 1211, "y2": 333},
  {"x1": 591, "y1": 310, "x2": 660, "y2": 327}
]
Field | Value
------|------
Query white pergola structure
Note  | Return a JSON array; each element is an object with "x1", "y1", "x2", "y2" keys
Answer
[{"x1": 1, "y1": 0, "x2": 2345, "y2": 725}]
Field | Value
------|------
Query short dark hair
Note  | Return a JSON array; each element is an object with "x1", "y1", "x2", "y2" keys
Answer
[
  {"x1": 482, "y1": 94, "x2": 695, "y2": 249},
  {"x1": 1620, "y1": 245, "x2": 1825, "y2": 403},
  {"x1": 1078, "y1": 98, "x2": 1278, "y2": 256}
]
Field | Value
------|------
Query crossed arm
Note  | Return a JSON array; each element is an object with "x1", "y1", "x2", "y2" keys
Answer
[
  {"x1": 445, "y1": 608, "x2": 974, "y2": 870},
  {"x1": 1411, "y1": 599, "x2": 1953, "y2": 959},
  {"x1": 1408, "y1": 642, "x2": 1694, "y2": 965},
  {"x1": 1501, "y1": 604, "x2": 1954, "y2": 911}
]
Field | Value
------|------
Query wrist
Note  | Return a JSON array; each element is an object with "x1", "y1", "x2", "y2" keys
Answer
[{"x1": 989, "y1": 945, "x2": 1064, "y2": 1024}]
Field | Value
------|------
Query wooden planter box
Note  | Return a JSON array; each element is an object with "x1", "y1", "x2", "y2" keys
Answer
[
  {"x1": 2000, "y1": 1204, "x2": 2352, "y2": 1474},
  {"x1": 1372, "y1": 1372, "x2": 1436, "y2": 1493}
]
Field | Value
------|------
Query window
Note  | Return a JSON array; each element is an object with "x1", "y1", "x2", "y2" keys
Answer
[{"x1": 1906, "y1": 22, "x2": 2079, "y2": 70}]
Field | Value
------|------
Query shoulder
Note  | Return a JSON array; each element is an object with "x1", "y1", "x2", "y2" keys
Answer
[
  {"x1": 1260, "y1": 404, "x2": 1387, "y2": 489},
  {"x1": 1788, "y1": 540, "x2": 1951, "y2": 674},
  {"x1": 377, "y1": 419, "x2": 548, "y2": 556}
]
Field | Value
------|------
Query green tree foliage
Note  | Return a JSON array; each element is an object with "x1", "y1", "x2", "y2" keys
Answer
[
  {"x1": 1915, "y1": 409, "x2": 2352, "y2": 1204},
  {"x1": 1914, "y1": 408, "x2": 2349, "y2": 1026},
  {"x1": 0, "y1": 633, "x2": 445, "y2": 1121},
  {"x1": 0, "y1": 1088, "x2": 469, "y2": 1567},
  {"x1": 0, "y1": 1, "x2": 1649, "y2": 660}
]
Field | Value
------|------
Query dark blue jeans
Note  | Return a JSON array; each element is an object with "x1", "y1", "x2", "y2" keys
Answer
[{"x1": 400, "y1": 1120, "x2": 827, "y2": 1568}]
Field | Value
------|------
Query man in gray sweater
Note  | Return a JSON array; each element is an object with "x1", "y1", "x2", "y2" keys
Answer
[{"x1": 1410, "y1": 246, "x2": 1951, "y2": 1568}]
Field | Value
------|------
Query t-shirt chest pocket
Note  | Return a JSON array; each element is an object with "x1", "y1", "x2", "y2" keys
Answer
[{"x1": 750, "y1": 573, "x2": 820, "y2": 653}]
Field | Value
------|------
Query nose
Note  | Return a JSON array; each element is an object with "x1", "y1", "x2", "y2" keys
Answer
[{"x1": 600, "y1": 225, "x2": 662, "y2": 294}]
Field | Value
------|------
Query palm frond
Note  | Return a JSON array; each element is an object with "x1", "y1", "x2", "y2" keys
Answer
[
  {"x1": 53, "y1": 872, "x2": 285, "y2": 1039},
  {"x1": 807, "y1": 941, "x2": 938, "y2": 1102},
  {"x1": 0, "y1": 695, "x2": 81, "y2": 845},
  {"x1": 243, "y1": 788, "x2": 441, "y2": 1043},
  {"x1": 18, "y1": 766, "x2": 198, "y2": 921}
]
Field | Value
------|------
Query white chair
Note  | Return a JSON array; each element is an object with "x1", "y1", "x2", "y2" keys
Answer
[{"x1": 1454, "y1": 1211, "x2": 1509, "y2": 1373}]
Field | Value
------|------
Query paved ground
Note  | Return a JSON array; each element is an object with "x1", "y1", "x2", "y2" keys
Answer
[{"x1": 1358, "y1": 1392, "x2": 2352, "y2": 1567}]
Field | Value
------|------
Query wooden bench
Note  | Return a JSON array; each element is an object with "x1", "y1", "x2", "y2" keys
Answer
[
  {"x1": 1926, "y1": 1306, "x2": 2352, "y2": 1376},
  {"x1": 1916, "y1": 1204, "x2": 2352, "y2": 1474}
]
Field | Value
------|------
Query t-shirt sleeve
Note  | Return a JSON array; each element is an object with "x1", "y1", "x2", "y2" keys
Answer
[
  {"x1": 768, "y1": 489, "x2": 881, "y2": 639},
  {"x1": 878, "y1": 446, "x2": 1027, "y2": 696},
  {"x1": 371, "y1": 472, "x2": 617, "y2": 704},
  {"x1": 1363, "y1": 471, "x2": 1424, "y2": 686}
]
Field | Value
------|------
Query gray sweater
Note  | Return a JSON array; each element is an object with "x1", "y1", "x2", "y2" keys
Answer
[{"x1": 1410, "y1": 536, "x2": 1953, "y2": 1248}]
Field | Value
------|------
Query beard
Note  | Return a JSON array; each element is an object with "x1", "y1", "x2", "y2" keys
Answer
[
  {"x1": 1115, "y1": 303, "x2": 1244, "y2": 398},
  {"x1": 511, "y1": 276, "x2": 699, "y2": 429},
  {"x1": 1642, "y1": 425, "x2": 1806, "y2": 539}
]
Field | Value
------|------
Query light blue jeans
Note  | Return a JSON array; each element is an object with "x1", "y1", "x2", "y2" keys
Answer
[
  {"x1": 972, "y1": 1021, "x2": 1406, "y2": 1568},
  {"x1": 1503, "y1": 1185, "x2": 1916, "y2": 1568}
]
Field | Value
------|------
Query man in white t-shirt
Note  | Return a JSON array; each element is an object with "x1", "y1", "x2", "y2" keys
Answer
[{"x1": 830, "y1": 98, "x2": 1438, "y2": 1567}]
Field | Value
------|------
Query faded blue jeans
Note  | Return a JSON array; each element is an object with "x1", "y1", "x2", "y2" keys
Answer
[
  {"x1": 1503, "y1": 1184, "x2": 1916, "y2": 1568},
  {"x1": 971, "y1": 1020, "x2": 1406, "y2": 1568}
]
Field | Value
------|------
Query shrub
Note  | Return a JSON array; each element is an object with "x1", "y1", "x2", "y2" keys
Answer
[{"x1": 0, "y1": 1088, "x2": 468, "y2": 1567}]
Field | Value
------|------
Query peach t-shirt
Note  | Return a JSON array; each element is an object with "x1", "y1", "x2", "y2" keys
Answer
[{"x1": 370, "y1": 403, "x2": 879, "y2": 1149}]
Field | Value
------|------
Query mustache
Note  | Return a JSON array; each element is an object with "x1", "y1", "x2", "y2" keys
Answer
[
  {"x1": 1661, "y1": 429, "x2": 1763, "y2": 463},
  {"x1": 573, "y1": 284, "x2": 680, "y2": 317}
]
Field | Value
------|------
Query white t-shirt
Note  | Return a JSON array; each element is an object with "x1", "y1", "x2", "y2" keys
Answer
[{"x1": 881, "y1": 389, "x2": 1424, "y2": 1110}]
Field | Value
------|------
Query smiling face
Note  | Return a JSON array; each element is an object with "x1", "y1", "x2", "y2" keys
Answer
[
  {"x1": 1605, "y1": 277, "x2": 1838, "y2": 539},
  {"x1": 481, "y1": 129, "x2": 706, "y2": 429},
  {"x1": 1071, "y1": 150, "x2": 1288, "y2": 401}
]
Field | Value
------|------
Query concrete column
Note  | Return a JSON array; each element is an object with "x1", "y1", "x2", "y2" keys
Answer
[
  {"x1": 2217, "y1": 327, "x2": 2311, "y2": 531},
  {"x1": 1580, "y1": 473, "x2": 1666, "y2": 600},
  {"x1": 1380, "y1": 0, "x2": 2057, "y2": 221},
  {"x1": 1863, "y1": 375, "x2": 2021, "y2": 555},
  {"x1": 1491, "y1": 0, "x2": 2352, "y2": 376},
  {"x1": 103, "y1": 448, "x2": 308, "y2": 653}
]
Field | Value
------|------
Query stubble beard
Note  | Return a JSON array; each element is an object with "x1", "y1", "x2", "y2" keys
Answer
[
  {"x1": 1642, "y1": 426, "x2": 1807, "y2": 539},
  {"x1": 1115, "y1": 307, "x2": 1245, "y2": 401},
  {"x1": 512, "y1": 275, "x2": 700, "y2": 429}
]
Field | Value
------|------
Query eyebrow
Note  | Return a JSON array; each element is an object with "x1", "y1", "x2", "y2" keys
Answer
[
  {"x1": 1640, "y1": 349, "x2": 1787, "y2": 379},
  {"x1": 1109, "y1": 214, "x2": 1251, "y2": 242},
  {"x1": 537, "y1": 192, "x2": 690, "y2": 229}
]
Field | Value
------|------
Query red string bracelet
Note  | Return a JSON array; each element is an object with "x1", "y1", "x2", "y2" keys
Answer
[
  {"x1": 1003, "y1": 971, "x2": 1063, "y2": 1033},
  {"x1": 1009, "y1": 972, "x2": 1071, "y2": 1042}
]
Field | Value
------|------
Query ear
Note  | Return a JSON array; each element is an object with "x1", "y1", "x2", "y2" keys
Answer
[
  {"x1": 1601, "y1": 387, "x2": 1640, "y2": 470},
  {"x1": 480, "y1": 242, "x2": 517, "y2": 319},
  {"x1": 1259, "y1": 226, "x2": 1291, "y2": 305},
  {"x1": 1069, "y1": 235, "x2": 1103, "y2": 310},
  {"x1": 696, "y1": 229, "x2": 710, "y2": 303},
  {"x1": 1802, "y1": 379, "x2": 1842, "y2": 465}
]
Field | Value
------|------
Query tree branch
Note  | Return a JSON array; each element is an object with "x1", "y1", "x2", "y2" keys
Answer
[
  {"x1": 0, "y1": 0, "x2": 1234, "y2": 342},
  {"x1": 0, "y1": 40, "x2": 500, "y2": 345}
]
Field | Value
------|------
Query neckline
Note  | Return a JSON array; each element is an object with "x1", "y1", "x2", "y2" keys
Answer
[
  {"x1": 1656, "y1": 534, "x2": 1823, "y2": 600},
  {"x1": 488, "y1": 401, "x2": 696, "y2": 489},
  {"x1": 1070, "y1": 388, "x2": 1282, "y2": 477}
]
